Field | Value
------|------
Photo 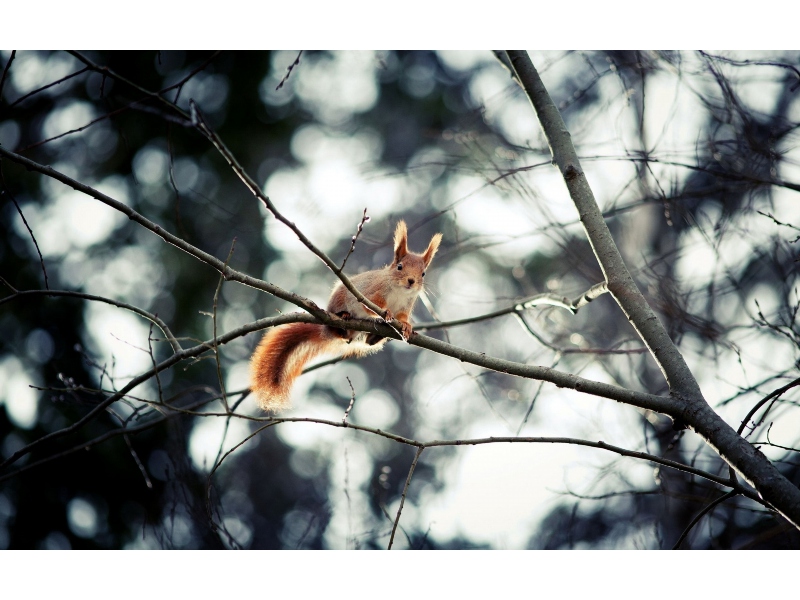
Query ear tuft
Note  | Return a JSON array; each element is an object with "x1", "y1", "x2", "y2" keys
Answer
[
  {"x1": 393, "y1": 221, "x2": 409, "y2": 262},
  {"x1": 422, "y1": 232, "x2": 442, "y2": 266}
]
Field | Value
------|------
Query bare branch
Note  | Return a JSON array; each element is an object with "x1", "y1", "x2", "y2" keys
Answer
[
  {"x1": 68, "y1": 51, "x2": 191, "y2": 121},
  {"x1": 505, "y1": 50, "x2": 702, "y2": 401},
  {"x1": 409, "y1": 331, "x2": 673, "y2": 415},
  {"x1": 389, "y1": 447, "x2": 424, "y2": 549},
  {"x1": 342, "y1": 377, "x2": 356, "y2": 423},
  {"x1": 212, "y1": 239, "x2": 237, "y2": 413},
  {"x1": 123, "y1": 433, "x2": 154, "y2": 490},
  {"x1": 672, "y1": 490, "x2": 739, "y2": 549},
  {"x1": 0, "y1": 288, "x2": 181, "y2": 353},
  {"x1": 0, "y1": 312, "x2": 315, "y2": 471},
  {"x1": 755, "y1": 423, "x2": 800, "y2": 455},
  {"x1": 0, "y1": 390, "x2": 225, "y2": 484},
  {"x1": 0, "y1": 50, "x2": 15, "y2": 105},
  {"x1": 0, "y1": 145, "x2": 331, "y2": 322},
  {"x1": 20, "y1": 103, "x2": 135, "y2": 151},
  {"x1": 8, "y1": 66, "x2": 90, "y2": 108},
  {"x1": 1, "y1": 175, "x2": 49, "y2": 289},
  {"x1": 340, "y1": 208, "x2": 370, "y2": 271},
  {"x1": 416, "y1": 282, "x2": 609, "y2": 331},
  {"x1": 187, "y1": 102, "x2": 391, "y2": 322},
  {"x1": 504, "y1": 50, "x2": 800, "y2": 529},
  {"x1": 698, "y1": 50, "x2": 800, "y2": 91},
  {"x1": 275, "y1": 50, "x2": 303, "y2": 91},
  {"x1": 737, "y1": 376, "x2": 800, "y2": 436}
]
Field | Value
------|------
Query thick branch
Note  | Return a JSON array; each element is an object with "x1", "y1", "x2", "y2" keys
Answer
[
  {"x1": 504, "y1": 50, "x2": 800, "y2": 529},
  {"x1": 505, "y1": 50, "x2": 701, "y2": 400}
]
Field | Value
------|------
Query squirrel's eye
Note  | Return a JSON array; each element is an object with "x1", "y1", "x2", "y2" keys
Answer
[
  {"x1": 422, "y1": 271, "x2": 426, "y2": 277},
  {"x1": 397, "y1": 263, "x2": 403, "y2": 271}
]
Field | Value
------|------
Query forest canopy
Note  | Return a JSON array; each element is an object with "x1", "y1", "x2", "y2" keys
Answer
[{"x1": 1, "y1": 50, "x2": 800, "y2": 550}]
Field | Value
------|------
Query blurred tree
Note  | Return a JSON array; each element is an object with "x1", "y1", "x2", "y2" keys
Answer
[{"x1": 1, "y1": 50, "x2": 799, "y2": 549}]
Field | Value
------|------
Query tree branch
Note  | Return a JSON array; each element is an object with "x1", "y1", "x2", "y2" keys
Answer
[
  {"x1": 188, "y1": 101, "x2": 392, "y2": 323},
  {"x1": 389, "y1": 447, "x2": 424, "y2": 549},
  {"x1": 505, "y1": 50, "x2": 702, "y2": 401},
  {"x1": 0, "y1": 312, "x2": 314, "y2": 470},
  {"x1": 416, "y1": 282, "x2": 609, "y2": 332},
  {"x1": 0, "y1": 145, "x2": 330, "y2": 322},
  {"x1": 672, "y1": 490, "x2": 739, "y2": 549},
  {"x1": 0, "y1": 288, "x2": 181, "y2": 353},
  {"x1": 504, "y1": 50, "x2": 800, "y2": 529}
]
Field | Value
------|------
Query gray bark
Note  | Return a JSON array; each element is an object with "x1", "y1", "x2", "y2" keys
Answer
[{"x1": 505, "y1": 50, "x2": 800, "y2": 529}]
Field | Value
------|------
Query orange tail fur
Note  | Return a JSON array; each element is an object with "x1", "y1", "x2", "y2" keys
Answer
[{"x1": 250, "y1": 323, "x2": 336, "y2": 411}]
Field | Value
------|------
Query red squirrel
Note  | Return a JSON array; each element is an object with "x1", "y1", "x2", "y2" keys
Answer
[{"x1": 250, "y1": 221, "x2": 442, "y2": 412}]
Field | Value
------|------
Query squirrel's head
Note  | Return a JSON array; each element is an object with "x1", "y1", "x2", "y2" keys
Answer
[{"x1": 390, "y1": 220, "x2": 442, "y2": 290}]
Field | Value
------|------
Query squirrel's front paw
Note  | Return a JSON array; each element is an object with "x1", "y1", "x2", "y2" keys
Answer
[{"x1": 398, "y1": 321, "x2": 413, "y2": 340}]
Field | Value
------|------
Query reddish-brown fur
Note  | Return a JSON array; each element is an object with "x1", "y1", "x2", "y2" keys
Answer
[
  {"x1": 250, "y1": 323, "x2": 332, "y2": 412},
  {"x1": 250, "y1": 221, "x2": 442, "y2": 412}
]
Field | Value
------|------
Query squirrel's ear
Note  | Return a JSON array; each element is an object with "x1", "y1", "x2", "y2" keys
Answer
[
  {"x1": 393, "y1": 221, "x2": 409, "y2": 262},
  {"x1": 422, "y1": 233, "x2": 442, "y2": 267}
]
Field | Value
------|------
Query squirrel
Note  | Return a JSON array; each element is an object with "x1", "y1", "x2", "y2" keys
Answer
[{"x1": 250, "y1": 220, "x2": 442, "y2": 412}]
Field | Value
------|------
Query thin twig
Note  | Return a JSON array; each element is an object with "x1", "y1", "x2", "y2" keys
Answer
[
  {"x1": 205, "y1": 420, "x2": 281, "y2": 531},
  {"x1": 340, "y1": 208, "x2": 370, "y2": 271},
  {"x1": 9, "y1": 66, "x2": 90, "y2": 108},
  {"x1": 672, "y1": 490, "x2": 739, "y2": 549},
  {"x1": 0, "y1": 392, "x2": 223, "y2": 484},
  {"x1": 756, "y1": 422, "x2": 800, "y2": 454},
  {"x1": 124, "y1": 434, "x2": 154, "y2": 489},
  {"x1": 0, "y1": 275, "x2": 18, "y2": 292},
  {"x1": 0, "y1": 144, "x2": 331, "y2": 323},
  {"x1": 0, "y1": 50, "x2": 15, "y2": 106},
  {"x1": 0, "y1": 312, "x2": 314, "y2": 471},
  {"x1": 146, "y1": 321, "x2": 164, "y2": 406},
  {"x1": 342, "y1": 377, "x2": 356, "y2": 423},
  {"x1": 68, "y1": 51, "x2": 191, "y2": 120},
  {"x1": 187, "y1": 101, "x2": 390, "y2": 321},
  {"x1": 1, "y1": 180, "x2": 49, "y2": 289},
  {"x1": 213, "y1": 239, "x2": 237, "y2": 413},
  {"x1": 389, "y1": 447, "x2": 424, "y2": 549},
  {"x1": 698, "y1": 50, "x2": 800, "y2": 91},
  {"x1": 583, "y1": 154, "x2": 800, "y2": 194},
  {"x1": 20, "y1": 103, "x2": 135, "y2": 152},
  {"x1": 166, "y1": 128, "x2": 188, "y2": 240},
  {"x1": 736, "y1": 376, "x2": 800, "y2": 436},
  {"x1": 416, "y1": 282, "x2": 610, "y2": 332},
  {"x1": 0, "y1": 288, "x2": 180, "y2": 352},
  {"x1": 276, "y1": 51, "x2": 303, "y2": 91},
  {"x1": 516, "y1": 375, "x2": 552, "y2": 436}
]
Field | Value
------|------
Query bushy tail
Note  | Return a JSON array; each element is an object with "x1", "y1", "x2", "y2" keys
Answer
[{"x1": 250, "y1": 323, "x2": 335, "y2": 411}]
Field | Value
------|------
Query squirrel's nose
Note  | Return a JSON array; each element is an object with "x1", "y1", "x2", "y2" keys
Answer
[{"x1": 407, "y1": 278, "x2": 415, "y2": 285}]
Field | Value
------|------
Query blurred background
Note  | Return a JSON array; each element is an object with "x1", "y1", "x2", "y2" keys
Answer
[{"x1": 1, "y1": 50, "x2": 799, "y2": 549}]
